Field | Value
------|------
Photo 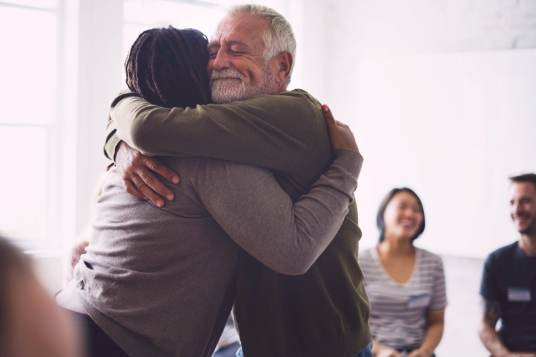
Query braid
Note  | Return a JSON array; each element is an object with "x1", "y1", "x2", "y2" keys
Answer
[{"x1": 125, "y1": 26, "x2": 212, "y2": 108}]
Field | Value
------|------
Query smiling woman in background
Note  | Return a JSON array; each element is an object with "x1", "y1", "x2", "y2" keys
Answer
[{"x1": 359, "y1": 188, "x2": 447, "y2": 357}]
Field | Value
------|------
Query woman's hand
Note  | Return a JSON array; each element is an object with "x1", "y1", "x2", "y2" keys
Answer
[
  {"x1": 407, "y1": 349, "x2": 432, "y2": 357},
  {"x1": 322, "y1": 104, "x2": 359, "y2": 153},
  {"x1": 376, "y1": 347, "x2": 402, "y2": 357},
  {"x1": 372, "y1": 339, "x2": 402, "y2": 357}
]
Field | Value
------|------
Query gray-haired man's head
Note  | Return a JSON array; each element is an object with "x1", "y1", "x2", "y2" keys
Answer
[{"x1": 208, "y1": 5, "x2": 296, "y2": 104}]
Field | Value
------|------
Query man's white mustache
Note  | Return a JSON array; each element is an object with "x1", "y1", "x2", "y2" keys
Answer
[{"x1": 211, "y1": 70, "x2": 244, "y2": 81}]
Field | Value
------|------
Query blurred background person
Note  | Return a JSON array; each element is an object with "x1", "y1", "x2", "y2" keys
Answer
[
  {"x1": 478, "y1": 173, "x2": 536, "y2": 357},
  {"x1": 0, "y1": 236, "x2": 80, "y2": 357},
  {"x1": 360, "y1": 188, "x2": 447, "y2": 357}
]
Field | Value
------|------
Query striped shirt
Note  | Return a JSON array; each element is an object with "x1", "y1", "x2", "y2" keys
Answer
[{"x1": 359, "y1": 247, "x2": 447, "y2": 350}]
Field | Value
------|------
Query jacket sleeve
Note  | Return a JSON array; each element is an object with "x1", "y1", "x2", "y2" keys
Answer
[
  {"x1": 194, "y1": 149, "x2": 363, "y2": 275},
  {"x1": 106, "y1": 90, "x2": 323, "y2": 172}
]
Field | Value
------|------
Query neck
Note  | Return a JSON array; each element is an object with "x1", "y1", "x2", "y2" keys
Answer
[
  {"x1": 378, "y1": 236, "x2": 414, "y2": 257},
  {"x1": 519, "y1": 232, "x2": 536, "y2": 257}
]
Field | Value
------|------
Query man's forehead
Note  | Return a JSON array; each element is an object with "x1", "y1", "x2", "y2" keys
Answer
[{"x1": 510, "y1": 181, "x2": 536, "y2": 198}]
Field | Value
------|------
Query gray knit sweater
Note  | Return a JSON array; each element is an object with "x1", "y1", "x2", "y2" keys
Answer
[{"x1": 66, "y1": 149, "x2": 362, "y2": 357}]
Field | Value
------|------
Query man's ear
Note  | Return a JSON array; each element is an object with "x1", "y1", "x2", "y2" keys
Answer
[{"x1": 275, "y1": 51, "x2": 293, "y2": 85}]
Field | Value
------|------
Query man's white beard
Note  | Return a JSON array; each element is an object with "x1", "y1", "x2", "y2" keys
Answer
[{"x1": 211, "y1": 67, "x2": 275, "y2": 104}]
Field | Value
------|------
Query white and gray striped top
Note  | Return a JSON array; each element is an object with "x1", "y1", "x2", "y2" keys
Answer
[{"x1": 359, "y1": 247, "x2": 447, "y2": 350}]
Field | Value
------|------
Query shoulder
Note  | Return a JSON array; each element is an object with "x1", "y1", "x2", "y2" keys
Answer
[
  {"x1": 488, "y1": 241, "x2": 518, "y2": 258},
  {"x1": 416, "y1": 248, "x2": 445, "y2": 276},
  {"x1": 485, "y1": 241, "x2": 518, "y2": 267},
  {"x1": 278, "y1": 89, "x2": 322, "y2": 107},
  {"x1": 359, "y1": 247, "x2": 375, "y2": 260},
  {"x1": 263, "y1": 89, "x2": 323, "y2": 121},
  {"x1": 417, "y1": 248, "x2": 443, "y2": 265},
  {"x1": 224, "y1": 89, "x2": 321, "y2": 113}
]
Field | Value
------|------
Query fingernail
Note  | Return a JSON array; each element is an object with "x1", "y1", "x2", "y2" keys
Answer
[
  {"x1": 172, "y1": 177, "x2": 179, "y2": 184},
  {"x1": 167, "y1": 194, "x2": 174, "y2": 201},
  {"x1": 157, "y1": 200, "x2": 164, "y2": 207},
  {"x1": 322, "y1": 104, "x2": 329, "y2": 112}
]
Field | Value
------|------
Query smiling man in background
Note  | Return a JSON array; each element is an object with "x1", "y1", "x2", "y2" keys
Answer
[{"x1": 479, "y1": 173, "x2": 536, "y2": 357}]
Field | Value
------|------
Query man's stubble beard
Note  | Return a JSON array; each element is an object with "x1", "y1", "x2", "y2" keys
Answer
[
  {"x1": 518, "y1": 220, "x2": 536, "y2": 236},
  {"x1": 513, "y1": 213, "x2": 536, "y2": 236},
  {"x1": 210, "y1": 66, "x2": 276, "y2": 104}
]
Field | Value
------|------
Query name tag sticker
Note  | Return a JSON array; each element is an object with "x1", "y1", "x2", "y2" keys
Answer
[
  {"x1": 406, "y1": 294, "x2": 431, "y2": 309},
  {"x1": 508, "y1": 287, "x2": 531, "y2": 302}
]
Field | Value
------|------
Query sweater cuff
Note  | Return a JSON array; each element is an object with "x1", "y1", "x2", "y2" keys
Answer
[
  {"x1": 110, "y1": 91, "x2": 141, "y2": 107},
  {"x1": 333, "y1": 149, "x2": 364, "y2": 179},
  {"x1": 104, "y1": 120, "x2": 121, "y2": 162}
]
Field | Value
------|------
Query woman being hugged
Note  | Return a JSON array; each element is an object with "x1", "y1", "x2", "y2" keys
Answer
[{"x1": 360, "y1": 188, "x2": 447, "y2": 357}]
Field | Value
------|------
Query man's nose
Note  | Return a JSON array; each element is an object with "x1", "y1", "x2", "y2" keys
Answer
[{"x1": 212, "y1": 49, "x2": 231, "y2": 71}]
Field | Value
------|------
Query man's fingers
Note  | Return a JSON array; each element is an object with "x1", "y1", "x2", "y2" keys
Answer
[
  {"x1": 115, "y1": 142, "x2": 176, "y2": 203},
  {"x1": 144, "y1": 157, "x2": 180, "y2": 185},
  {"x1": 123, "y1": 179, "x2": 147, "y2": 200},
  {"x1": 131, "y1": 175, "x2": 165, "y2": 208},
  {"x1": 321, "y1": 104, "x2": 336, "y2": 128},
  {"x1": 137, "y1": 168, "x2": 176, "y2": 202}
]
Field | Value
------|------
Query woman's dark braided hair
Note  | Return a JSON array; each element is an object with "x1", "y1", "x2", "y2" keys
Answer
[{"x1": 125, "y1": 26, "x2": 212, "y2": 108}]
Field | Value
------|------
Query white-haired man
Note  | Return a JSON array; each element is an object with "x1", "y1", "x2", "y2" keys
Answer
[{"x1": 106, "y1": 5, "x2": 372, "y2": 357}]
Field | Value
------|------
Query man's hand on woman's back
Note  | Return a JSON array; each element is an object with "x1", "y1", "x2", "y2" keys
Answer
[{"x1": 115, "y1": 141, "x2": 179, "y2": 207}]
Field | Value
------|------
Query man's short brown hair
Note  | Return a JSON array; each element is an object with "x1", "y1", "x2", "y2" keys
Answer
[{"x1": 509, "y1": 173, "x2": 536, "y2": 189}]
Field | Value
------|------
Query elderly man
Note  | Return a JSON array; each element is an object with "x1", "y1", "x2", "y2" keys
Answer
[
  {"x1": 106, "y1": 5, "x2": 372, "y2": 357},
  {"x1": 479, "y1": 174, "x2": 536, "y2": 357}
]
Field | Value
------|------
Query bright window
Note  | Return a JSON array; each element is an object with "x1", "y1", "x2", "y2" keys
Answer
[{"x1": 0, "y1": 1, "x2": 61, "y2": 249}]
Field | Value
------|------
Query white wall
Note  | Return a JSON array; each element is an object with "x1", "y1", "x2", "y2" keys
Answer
[
  {"x1": 317, "y1": 0, "x2": 536, "y2": 257},
  {"x1": 353, "y1": 50, "x2": 536, "y2": 257},
  {"x1": 325, "y1": 0, "x2": 536, "y2": 115}
]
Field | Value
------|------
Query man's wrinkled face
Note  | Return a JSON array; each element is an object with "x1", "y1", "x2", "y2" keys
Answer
[
  {"x1": 207, "y1": 14, "x2": 278, "y2": 103},
  {"x1": 510, "y1": 182, "x2": 536, "y2": 235}
]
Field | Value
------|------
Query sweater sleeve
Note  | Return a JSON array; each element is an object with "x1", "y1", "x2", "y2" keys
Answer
[
  {"x1": 106, "y1": 90, "x2": 323, "y2": 172},
  {"x1": 193, "y1": 149, "x2": 363, "y2": 275}
]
